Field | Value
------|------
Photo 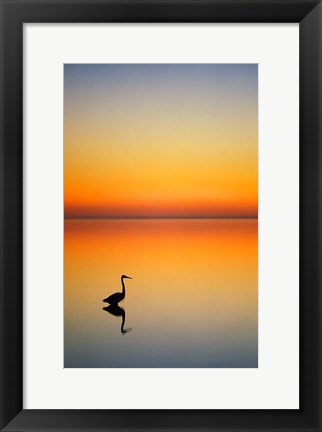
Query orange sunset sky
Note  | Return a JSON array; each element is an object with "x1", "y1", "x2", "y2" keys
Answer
[{"x1": 64, "y1": 64, "x2": 258, "y2": 218}]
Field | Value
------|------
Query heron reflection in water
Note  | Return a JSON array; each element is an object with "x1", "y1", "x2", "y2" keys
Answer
[{"x1": 103, "y1": 304, "x2": 132, "y2": 334}]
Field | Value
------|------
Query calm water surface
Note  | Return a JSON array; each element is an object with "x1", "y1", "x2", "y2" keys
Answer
[{"x1": 64, "y1": 219, "x2": 257, "y2": 367}]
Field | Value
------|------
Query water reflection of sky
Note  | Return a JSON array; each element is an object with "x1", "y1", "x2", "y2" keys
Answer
[{"x1": 64, "y1": 219, "x2": 257, "y2": 368}]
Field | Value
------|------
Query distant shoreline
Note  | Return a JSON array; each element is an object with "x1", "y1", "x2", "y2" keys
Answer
[{"x1": 64, "y1": 216, "x2": 258, "y2": 220}]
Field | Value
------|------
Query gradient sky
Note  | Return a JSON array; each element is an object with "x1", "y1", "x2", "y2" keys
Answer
[{"x1": 64, "y1": 64, "x2": 258, "y2": 218}]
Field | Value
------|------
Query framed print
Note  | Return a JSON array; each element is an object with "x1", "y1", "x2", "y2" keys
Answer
[{"x1": 0, "y1": 1, "x2": 321, "y2": 431}]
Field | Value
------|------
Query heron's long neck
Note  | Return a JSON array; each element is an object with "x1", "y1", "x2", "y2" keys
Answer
[{"x1": 121, "y1": 278, "x2": 126, "y2": 297}]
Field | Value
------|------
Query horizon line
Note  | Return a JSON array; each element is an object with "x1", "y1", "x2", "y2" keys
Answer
[{"x1": 64, "y1": 216, "x2": 258, "y2": 220}]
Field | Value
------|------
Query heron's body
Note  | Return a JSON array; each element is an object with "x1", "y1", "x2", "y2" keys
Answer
[
  {"x1": 103, "y1": 275, "x2": 132, "y2": 305},
  {"x1": 103, "y1": 291, "x2": 124, "y2": 305}
]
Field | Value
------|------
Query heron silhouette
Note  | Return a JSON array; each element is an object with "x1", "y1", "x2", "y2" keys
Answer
[
  {"x1": 103, "y1": 304, "x2": 132, "y2": 334},
  {"x1": 102, "y1": 275, "x2": 132, "y2": 305}
]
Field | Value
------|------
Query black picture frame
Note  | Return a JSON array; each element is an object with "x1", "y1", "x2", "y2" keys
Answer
[{"x1": 1, "y1": 1, "x2": 321, "y2": 431}]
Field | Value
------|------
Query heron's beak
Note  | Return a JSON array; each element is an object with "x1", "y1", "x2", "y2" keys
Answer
[{"x1": 125, "y1": 276, "x2": 132, "y2": 279}]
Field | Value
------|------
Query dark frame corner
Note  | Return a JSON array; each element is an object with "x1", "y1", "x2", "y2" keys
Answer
[{"x1": 1, "y1": 1, "x2": 321, "y2": 431}]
